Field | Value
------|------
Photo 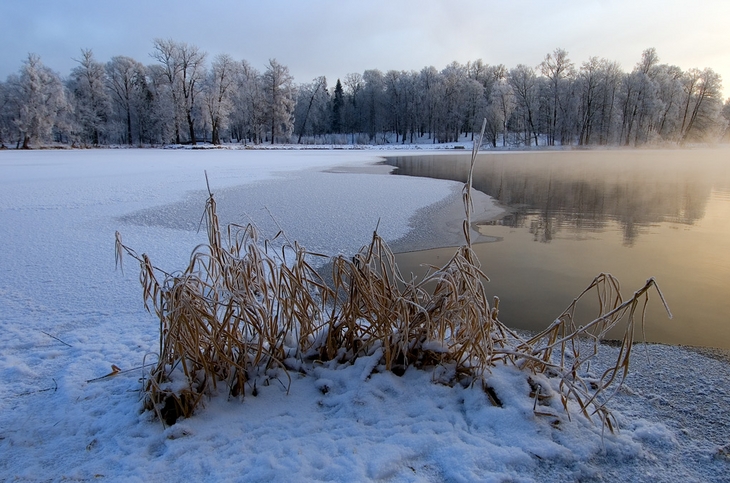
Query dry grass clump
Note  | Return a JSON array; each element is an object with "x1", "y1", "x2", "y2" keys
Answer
[{"x1": 116, "y1": 122, "x2": 670, "y2": 428}]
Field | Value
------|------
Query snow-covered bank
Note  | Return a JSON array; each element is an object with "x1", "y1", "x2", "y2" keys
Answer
[{"x1": 0, "y1": 149, "x2": 728, "y2": 482}]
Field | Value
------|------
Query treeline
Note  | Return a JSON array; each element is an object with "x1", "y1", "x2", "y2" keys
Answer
[{"x1": 0, "y1": 41, "x2": 728, "y2": 149}]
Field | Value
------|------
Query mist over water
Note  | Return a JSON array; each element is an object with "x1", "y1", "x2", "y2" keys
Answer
[{"x1": 388, "y1": 149, "x2": 730, "y2": 349}]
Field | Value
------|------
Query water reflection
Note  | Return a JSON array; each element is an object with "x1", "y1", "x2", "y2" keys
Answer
[
  {"x1": 387, "y1": 150, "x2": 728, "y2": 245},
  {"x1": 388, "y1": 149, "x2": 730, "y2": 349}
]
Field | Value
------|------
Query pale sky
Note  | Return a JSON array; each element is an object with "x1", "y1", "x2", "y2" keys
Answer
[{"x1": 1, "y1": 0, "x2": 728, "y2": 98}]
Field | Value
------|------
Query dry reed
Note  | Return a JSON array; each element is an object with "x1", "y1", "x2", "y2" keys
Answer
[{"x1": 116, "y1": 124, "x2": 671, "y2": 428}]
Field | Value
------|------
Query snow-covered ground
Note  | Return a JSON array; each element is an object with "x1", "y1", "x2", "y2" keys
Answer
[{"x1": 0, "y1": 149, "x2": 728, "y2": 482}]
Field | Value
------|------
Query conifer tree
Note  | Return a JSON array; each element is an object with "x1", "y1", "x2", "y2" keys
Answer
[{"x1": 332, "y1": 79, "x2": 344, "y2": 133}]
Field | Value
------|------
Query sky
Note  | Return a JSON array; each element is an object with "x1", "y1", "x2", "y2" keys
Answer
[{"x1": 1, "y1": 0, "x2": 728, "y2": 99}]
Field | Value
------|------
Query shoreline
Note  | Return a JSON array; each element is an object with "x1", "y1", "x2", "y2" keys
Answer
[{"x1": 389, "y1": 183, "x2": 505, "y2": 254}]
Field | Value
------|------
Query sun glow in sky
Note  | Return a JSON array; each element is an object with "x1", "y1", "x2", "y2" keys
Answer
[{"x1": 1, "y1": 0, "x2": 728, "y2": 98}]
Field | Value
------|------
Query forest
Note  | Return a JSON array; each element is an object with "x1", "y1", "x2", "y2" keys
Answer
[{"x1": 0, "y1": 40, "x2": 728, "y2": 149}]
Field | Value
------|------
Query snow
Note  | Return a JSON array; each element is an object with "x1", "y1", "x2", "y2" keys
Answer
[{"x1": 1, "y1": 148, "x2": 728, "y2": 482}]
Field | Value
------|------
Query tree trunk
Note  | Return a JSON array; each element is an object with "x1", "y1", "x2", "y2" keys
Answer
[
  {"x1": 187, "y1": 112, "x2": 196, "y2": 145},
  {"x1": 126, "y1": 109, "x2": 133, "y2": 146},
  {"x1": 212, "y1": 121, "x2": 220, "y2": 145}
]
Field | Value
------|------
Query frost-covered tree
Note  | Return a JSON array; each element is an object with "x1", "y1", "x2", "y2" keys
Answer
[
  {"x1": 342, "y1": 72, "x2": 364, "y2": 142},
  {"x1": 398, "y1": 71, "x2": 421, "y2": 143},
  {"x1": 434, "y1": 62, "x2": 469, "y2": 143},
  {"x1": 619, "y1": 48, "x2": 661, "y2": 145},
  {"x1": 576, "y1": 57, "x2": 603, "y2": 145},
  {"x1": 466, "y1": 60, "x2": 503, "y2": 141},
  {"x1": 151, "y1": 39, "x2": 206, "y2": 144},
  {"x1": 146, "y1": 63, "x2": 180, "y2": 144},
  {"x1": 1, "y1": 44, "x2": 727, "y2": 147},
  {"x1": 508, "y1": 64, "x2": 540, "y2": 146},
  {"x1": 0, "y1": 80, "x2": 11, "y2": 148},
  {"x1": 202, "y1": 54, "x2": 237, "y2": 144},
  {"x1": 106, "y1": 56, "x2": 138, "y2": 145},
  {"x1": 9, "y1": 54, "x2": 69, "y2": 148},
  {"x1": 151, "y1": 40, "x2": 183, "y2": 143},
  {"x1": 67, "y1": 49, "x2": 110, "y2": 145},
  {"x1": 293, "y1": 76, "x2": 328, "y2": 143},
  {"x1": 652, "y1": 64, "x2": 684, "y2": 140},
  {"x1": 679, "y1": 68, "x2": 725, "y2": 142},
  {"x1": 262, "y1": 59, "x2": 295, "y2": 144},
  {"x1": 491, "y1": 79, "x2": 515, "y2": 146},
  {"x1": 229, "y1": 60, "x2": 266, "y2": 144},
  {"x1": 461, "y1": 78, "x2": 488, "y2": 142},
  {"x1": 594, "y1": 59, "x2": 623, "y2": 145},
  {"x1": 540, "y1": 49, "x2": 575, "y2": 145},
  {"x1": 361, "y1": 69, "x2": 386, "y2": 142},
  {"x1": 384, "y1": 70, "x2": 405, "y2": 141},
  {"x1": 106, "y1": 56, "x2": 154, "y2": 145},
  {"x1": 176, "y1": 43, "x2": 206, "y2": 144},
  {"x1": 418, "y1": 66, "x2": 440, "y2": 141},
  {"x1": 722, "y1": 98, "x2": 730, "y2": 141}
]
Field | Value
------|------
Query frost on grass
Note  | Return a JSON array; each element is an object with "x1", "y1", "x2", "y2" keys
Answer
[{"x1": 116, "y1": 129, "x2": 671, "y2": 430}]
